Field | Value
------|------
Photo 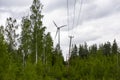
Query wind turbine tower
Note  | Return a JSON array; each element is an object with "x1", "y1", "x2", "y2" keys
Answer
[
  {"x1": 53, "y1": 21, "x2": 67, "y2": 50},
  {"x1": 69, "y1": 36, "x2": 74, "y2": 59}
]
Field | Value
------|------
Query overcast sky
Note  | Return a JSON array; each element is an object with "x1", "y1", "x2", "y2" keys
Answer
[{"x1": 0, "y1": 0, "x2": 120, "y2": 59}]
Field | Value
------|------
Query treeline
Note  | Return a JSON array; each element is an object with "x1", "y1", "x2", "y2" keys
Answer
[
  {"x1": 0, "y1": 0, "x2": 120, "y2": 80},
  {"x1": 68, "y1": 40, "x2": 120, "y2": 80},
  {"x1": 71, "y1": 40, "x2": 118, "y2": 59}
]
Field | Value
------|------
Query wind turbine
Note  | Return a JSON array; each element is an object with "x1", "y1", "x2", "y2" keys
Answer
[{"x1": 53, "y1": 21, "x2": 67, "y2": 50}]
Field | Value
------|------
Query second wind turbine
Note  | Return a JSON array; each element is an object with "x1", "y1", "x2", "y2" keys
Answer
[{"x1": 53, "y1": 21, "x2": 67, "y2": 50}]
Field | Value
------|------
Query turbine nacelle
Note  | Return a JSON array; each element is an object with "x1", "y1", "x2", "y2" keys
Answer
[
  {"x1": 53, "y1": 20, "x2": 67, "y2": 50},
  {"x1": 53, "y1": 21, "x2": 67, "y2": 38}
]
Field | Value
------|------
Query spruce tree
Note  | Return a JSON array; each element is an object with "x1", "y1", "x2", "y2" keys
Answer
[
  {"x1": 71, "y1": 44, "x2": 78, "y2": 58},
  {"x1": 103, "y1": 42, "x2": 111, "y2": 56},
  {"x1": 112, "y1": 39, "x2": 118, "y2": 54},
  {"x1": 51, "y1": 44, "x2": 64, "y2": 80},
  {"x1": 79, "y1": 45, "x2": 84, "y2": 58},
  {"x1": 89, "y1": 44, "x2": 97, "y2": 54},
  {"x1": 44, "y1": 32, "x2": 53, "y2": 65}
]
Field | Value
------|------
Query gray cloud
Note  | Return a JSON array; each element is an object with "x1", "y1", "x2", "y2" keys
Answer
[
  {"x1": 0, "y1": 7, "x2": 30, "y2": 20},
  {"x1": 0, "y1": 0, "x2": 33, "y2": 21},
  {"x1": 0, "y1": 0, "x2": 32, "y2": 7},
  {"x1": 1, "y1": 0, "x2": 120, "y2": 59},
  {"x1": 81, "y1": 0, "x2": 120, "y2": 22},
  {"x1": 43, "y1": 0, "x2": 120, "y2": 31},
  {"x1": 44, "y1": 0, "x2": 89, "y2": 13}
]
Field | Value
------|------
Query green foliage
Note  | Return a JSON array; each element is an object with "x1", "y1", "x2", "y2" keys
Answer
[
  {"x1": 89, "y1": 44, "x2": 97, "y2": 54},
  {"x1": 0, "y1": 26, "x2": 9, "y2": 80},
  {"x1": 23, "y1": 62, "x2": 37, "y2": 80},
  {"x1": 44, "y1": 32, "x2": 53, "y2": 65},
  {"x1": 20, "y1": 16, "x2": 32, "y2": 66},
  {"x1": 5, "y1": 17, "x2": 19, "y2": 52},
  {"x1": 112, "y1": 39, "x2": 118, "y2": 54},
  {"x1": 30, "y1": 0, "x2": 46, "y2": 64},
  {"x1": 103, "y1": 41, "x2": 111, "y2": 56},
  {"x1": 71, "y1": 45, "x2": 78, "y2": 58},
  {"x1": 0, "y1": 0, "x2": 120, "y2": 80},
  {"x1": 78, "y1": 42, "x2": 89, "y2": 58}
]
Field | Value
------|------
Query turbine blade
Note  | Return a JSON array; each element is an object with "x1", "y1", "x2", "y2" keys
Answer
[
  {"x1": 53, "y1": 21, "x2": 58, "y2": 28},
  {"x1": 59, "y1": 25, "x2": 67, "y2": 28},
  {"x1": 55, "y1": 30, "x2": 58, "y2": 38}
]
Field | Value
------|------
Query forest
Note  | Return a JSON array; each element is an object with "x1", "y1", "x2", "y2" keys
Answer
[{"x1": 0, "y1": 0, "x2": 120, "y2": 80}]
